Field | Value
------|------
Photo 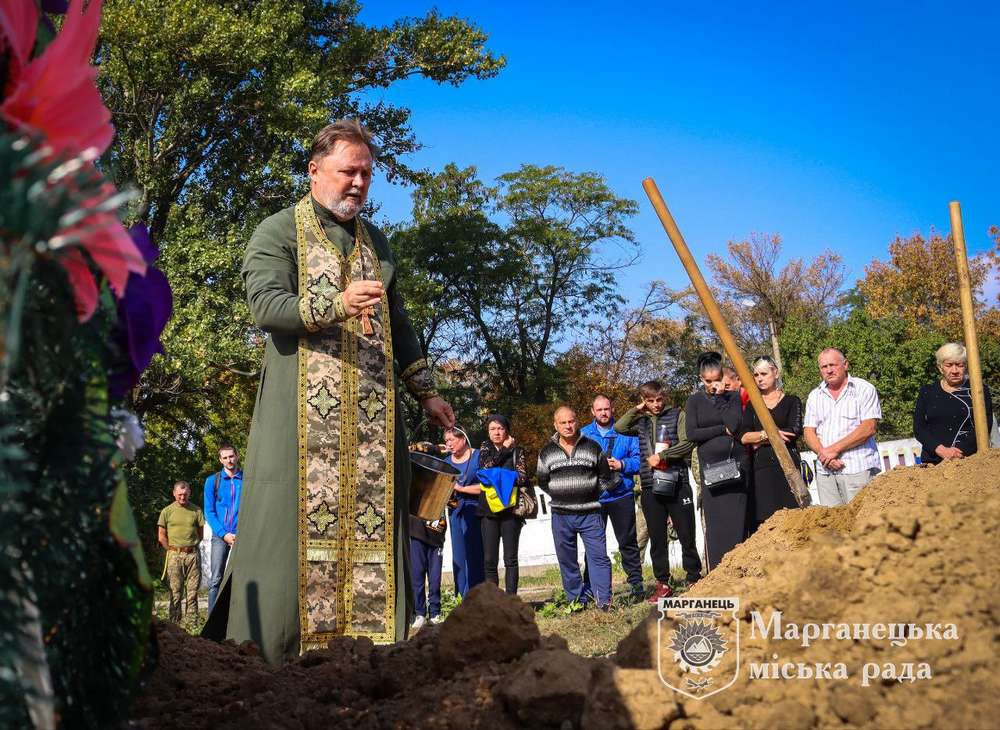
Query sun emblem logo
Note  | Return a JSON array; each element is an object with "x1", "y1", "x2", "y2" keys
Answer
[{"x1": 669, "y1": 620, "x2": 727, "y2": 674}]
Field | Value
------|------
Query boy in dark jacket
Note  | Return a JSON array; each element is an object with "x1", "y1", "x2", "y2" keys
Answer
[{"x1": 616, "y1": 381, "x2": 702, "y2": 602}]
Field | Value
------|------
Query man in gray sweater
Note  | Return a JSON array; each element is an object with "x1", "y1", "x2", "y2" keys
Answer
[{"x1": 537, "y1": 406, "x2": 615, "y2": 610}]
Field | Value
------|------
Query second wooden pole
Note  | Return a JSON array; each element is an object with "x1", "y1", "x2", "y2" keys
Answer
[{"x1": 949, "y1": 201, "x2": 990, "y2": 454}]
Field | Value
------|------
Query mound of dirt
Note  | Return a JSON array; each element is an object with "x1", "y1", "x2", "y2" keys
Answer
[
  {"x1": 131, "y1": 452, "x2": 1000, "y2": 729},
  {"x1": 615, "y1": 451, "x2": 1000, "y2": 729}
]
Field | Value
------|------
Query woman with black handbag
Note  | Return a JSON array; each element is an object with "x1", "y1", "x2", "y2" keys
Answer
[
  {"x1": 738, "y1": 355, "x2": 804, "y2": 532},
  {"x1": 686, "y1": 352, "x2": 748, "y2": 571}
]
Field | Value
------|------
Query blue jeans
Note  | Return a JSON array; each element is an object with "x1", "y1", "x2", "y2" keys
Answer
[
  {"x1": 410, "y1": 538, "x2": 443, "y2": 618},
  {"x1": 448, "y1": 498, "x2": 485, "y2": 597},
  {"x1": 208, "y1": 535, "x2": 231, "y2": 612},
  {"x1": 551, "y1": 511, "x2": 612, "y2": 608}
]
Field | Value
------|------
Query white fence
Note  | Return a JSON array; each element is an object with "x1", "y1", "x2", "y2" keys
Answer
[{"x1": 197, "y1": 438, "x2": 924, "y2": 583}]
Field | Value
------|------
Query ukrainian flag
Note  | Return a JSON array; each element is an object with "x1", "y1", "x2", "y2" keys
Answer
[{"x1": 477, "y1": 467, "x2": 518, "y2": 513}]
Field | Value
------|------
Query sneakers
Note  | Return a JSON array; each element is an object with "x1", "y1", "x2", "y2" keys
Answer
[
  {"x1": 410, "y1": 615, "x2": 426, "y2": 631},
  {"x1": 646, "y1": 581, "x2": 673, "y2": 604},
  {"x1": 429, "y1": 615, "x2": 444, "y2": 625}
]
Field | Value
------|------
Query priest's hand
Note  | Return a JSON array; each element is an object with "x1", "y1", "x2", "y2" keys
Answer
[
  {"x1": 342, "y1": 280, "x2": 384, "y2": 317},
  {"x1": 422, "y1": 396, "x2": 455, "y2": 429}
]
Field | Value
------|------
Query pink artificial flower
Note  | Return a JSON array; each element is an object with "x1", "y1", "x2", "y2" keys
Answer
[
  {"x1": 58, "y1": 248, "x2": 99, "y2": 321},
  {"x1": 56, "y1": 211, "x2": 147, "y2": 294},
  {"x1": 1, "y1": 0, "x2": 145, "y2": 321},
  {"x1": 0, "y1": 0, "x2": 112, "y2": 157},
  {"x1": 0, "y1": 0, "x2": 39, "y2": 90}
]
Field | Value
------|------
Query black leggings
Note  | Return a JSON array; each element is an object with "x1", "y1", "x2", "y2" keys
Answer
[{"x1": 481, "y1": 513, "x2": 523, "y2": 594}]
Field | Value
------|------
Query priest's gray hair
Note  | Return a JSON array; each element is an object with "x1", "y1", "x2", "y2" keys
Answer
[{"x1": 309, "y1": 119, "x2": 380, "y2": 162}]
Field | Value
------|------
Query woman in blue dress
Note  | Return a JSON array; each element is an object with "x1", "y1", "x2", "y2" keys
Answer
[{"x1": 444, "y1": 426, "x2": 485, "y2": 597}]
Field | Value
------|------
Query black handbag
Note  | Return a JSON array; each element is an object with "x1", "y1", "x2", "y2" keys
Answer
[
  {"x1": 651, "y1": 470, "x2": 680, "y2": 497},
  {"x1": 702, "y1": 442, "x2": 742, "y2": 491}
]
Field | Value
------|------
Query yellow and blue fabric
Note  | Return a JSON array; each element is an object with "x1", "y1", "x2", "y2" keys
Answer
[{"x1": 477, "y1": 467, "x2": 518, "y2": 513}]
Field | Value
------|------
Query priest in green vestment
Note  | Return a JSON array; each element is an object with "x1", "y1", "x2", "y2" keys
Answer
[{"x1": 202, "y1": 120, "x2": 455, "y2": 663}]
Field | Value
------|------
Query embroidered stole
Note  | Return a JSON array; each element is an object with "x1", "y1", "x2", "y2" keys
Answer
[{"x1": 294, "y1": 196, "x2": 396, "y2": 651}]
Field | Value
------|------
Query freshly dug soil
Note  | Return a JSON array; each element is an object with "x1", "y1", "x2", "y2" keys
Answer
[{"x1": 131, "y1": 452, "x2": 1000, "y2": 729}]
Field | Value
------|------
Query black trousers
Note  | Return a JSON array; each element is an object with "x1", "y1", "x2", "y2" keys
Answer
[
  {"x1": 597, "y1": 497, "x2": 644, "y2": 588},
  {"x1": 581, "y1": 496, "x2": 644, "y2": 591},
  {"x1": 641, "y1": 483, "x2": 701, "y2": 584},
  {"x1": 481, "y1": 512, "x2": 523, "y2": 594}
]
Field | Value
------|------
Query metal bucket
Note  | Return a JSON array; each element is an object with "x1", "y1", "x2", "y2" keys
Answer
[{"x1": 408, "y1": 451, "x2": 459, "y2": 521}]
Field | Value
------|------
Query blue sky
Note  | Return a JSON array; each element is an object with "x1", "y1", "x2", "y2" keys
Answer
[{"x1": 358, "y1": 1, "x2": 999, "y2": 306}]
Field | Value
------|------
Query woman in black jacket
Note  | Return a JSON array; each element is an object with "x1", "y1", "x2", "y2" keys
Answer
[
  {"x1": 686, "y1": 352, "x2": 747, "y2": 570},
  {"x1": 913, "y1": 342, "x2": 994, "y2": 464},
  {"x1": 477, "y1": 414, "x2": 527, "y2": 594},
  {"x1": 738, "y1": 355, "x2": 804, "y2": 531}
]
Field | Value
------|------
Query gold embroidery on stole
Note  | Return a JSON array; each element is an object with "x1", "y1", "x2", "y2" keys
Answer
[{"x1": 295, "y1": 196, "x2": 396, "y2": 652}]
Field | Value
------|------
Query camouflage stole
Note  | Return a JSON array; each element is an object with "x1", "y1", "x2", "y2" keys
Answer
[{"x1": 294, "y1": 196, "x2": 396, "y2": 652}]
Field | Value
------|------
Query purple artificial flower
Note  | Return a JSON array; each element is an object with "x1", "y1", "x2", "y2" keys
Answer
[
  {"x1": 41, "y1": 0, "x2": 69, "y2": 14},
  {"x1": 109, "y1": 224, "x2": 172, "y2": 400}
]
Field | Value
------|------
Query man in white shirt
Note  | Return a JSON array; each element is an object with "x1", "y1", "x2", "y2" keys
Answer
[{"x1": 803, "y1": 348, "x2": 882, "y2": 505}]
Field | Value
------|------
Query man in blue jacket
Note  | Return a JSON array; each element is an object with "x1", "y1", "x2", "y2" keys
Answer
[
  {"x1": 204, "y1": 443, "x2": 243, "y2": 611},
  {"x1": 580, "y1": 395, "x2": 644, "y2": 602}
]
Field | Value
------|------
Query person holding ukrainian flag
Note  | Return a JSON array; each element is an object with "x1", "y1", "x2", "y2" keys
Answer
[{"x1": 476, "y1": 414, "x2": 527, "y2": 595}]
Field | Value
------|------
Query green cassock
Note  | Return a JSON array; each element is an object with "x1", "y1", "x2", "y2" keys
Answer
[{"x1": 202, "y1": 195, "x2": 436, "y2": 664}]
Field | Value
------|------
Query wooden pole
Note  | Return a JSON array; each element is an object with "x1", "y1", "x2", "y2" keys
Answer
[
  {"x1": 642, "y1": 178, "x2": 811, "y2": 507},
  {"x1": 949, "y1": 201, "x2": 990, "y2": 454}
]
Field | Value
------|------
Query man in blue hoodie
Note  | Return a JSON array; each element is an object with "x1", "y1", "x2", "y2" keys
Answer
[
  {"x1": 580, "y1": 395, "x2": 644, "y2": 602},
  {"x1": 204, "y1": 443, "x2": 243, "y2": 611}
]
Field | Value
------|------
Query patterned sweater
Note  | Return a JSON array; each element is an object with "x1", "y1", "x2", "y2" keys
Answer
[{"x1": 536, "y1": 434, "x2": 614, "y2": 513}]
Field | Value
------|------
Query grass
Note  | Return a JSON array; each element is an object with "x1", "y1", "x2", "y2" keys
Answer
[
  {"x1": 529, "y1": 565, "x2": 696, "y2": 657},
  {"x1": 535, "y1": 597, "x2": 655, "y2": 657}
]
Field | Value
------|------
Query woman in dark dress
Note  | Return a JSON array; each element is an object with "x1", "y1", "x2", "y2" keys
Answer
[
  {"x1": 477, "y1": 414, "x2": 527, "y2": 595},
  {"x1": 913, "y1": 342, "x2": 994, "y2": 464},
  {"x1": 686, "y1": 352, "x2": 747, "y2": 571},
  {"x1": 738, "y1": 355, "x2": 803, "y2": 531}
]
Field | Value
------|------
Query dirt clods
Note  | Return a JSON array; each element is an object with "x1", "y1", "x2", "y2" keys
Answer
[{"x1": 132, "y1": 452, "x2": 1000, "y2": 729}]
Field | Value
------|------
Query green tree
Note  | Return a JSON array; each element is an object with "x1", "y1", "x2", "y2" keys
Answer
[
  {"x1": 96, "y1": 0, "x2": 505, "y2": 560},
  {"x1": 495, "y1": 164, "x2": 639, "y2": 402},
  {"x1": 391, "y1": 163, "x2": 638, "y2": 411},
  {"x1": 780, "y1": 308, "x2": 951, "y2": 438},
  {"x1": 98, "y1": 0, "x2": 505, "y2": 239}
]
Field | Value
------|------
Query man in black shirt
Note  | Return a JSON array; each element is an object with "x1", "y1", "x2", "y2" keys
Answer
[{"x1": 537, "y1": 406, "x2": 615, "y2": 610}]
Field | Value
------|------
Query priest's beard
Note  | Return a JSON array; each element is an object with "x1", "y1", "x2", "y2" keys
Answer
[{"x1": 329, "y1": 189, "x2": 364, "y2": 220}]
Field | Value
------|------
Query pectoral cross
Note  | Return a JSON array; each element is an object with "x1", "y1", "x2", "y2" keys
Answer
[{"x1": 360, "y1": 306, "x2": 375, "y2": 336}]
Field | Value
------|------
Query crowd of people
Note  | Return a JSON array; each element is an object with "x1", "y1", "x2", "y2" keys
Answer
[
  {"x1": 155, "y1": 336, "x2": 991, "y2": 635},
  {"x1": 396, "y1": 341, "x2": 993, "y2": 624},
  {"x1": 156, "y1": 340, "x2": 992, "y2": 628}
]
